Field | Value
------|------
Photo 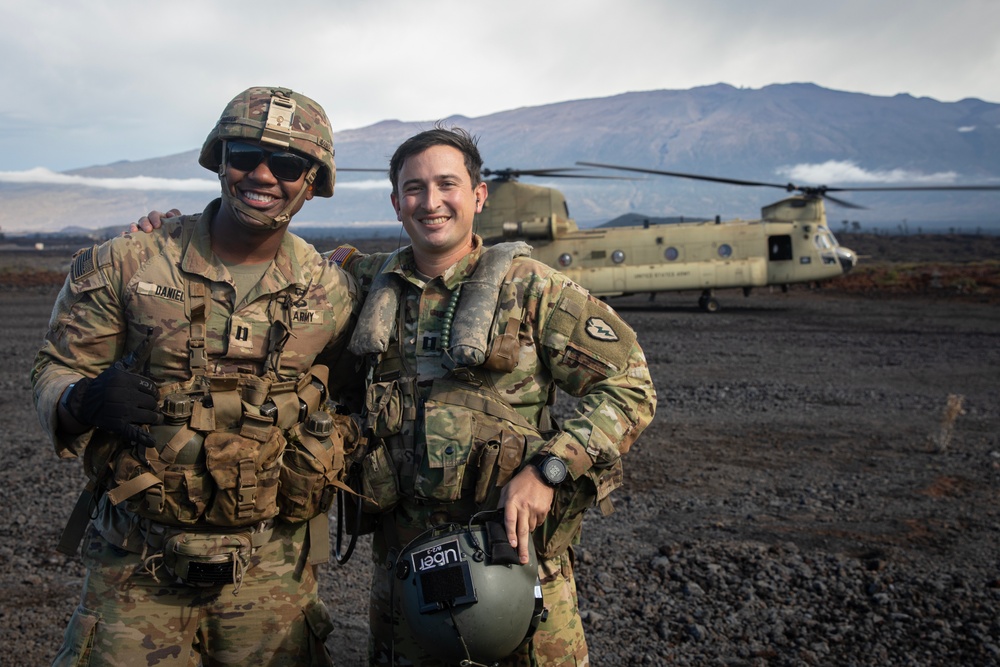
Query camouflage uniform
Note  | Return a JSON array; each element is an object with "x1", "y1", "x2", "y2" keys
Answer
[
  {"x1": 334, "y1": 236, "x2": 656, "y2": 666},
  {"x1": 32, "y1": 200, "x2": 359, "y2": 666}
]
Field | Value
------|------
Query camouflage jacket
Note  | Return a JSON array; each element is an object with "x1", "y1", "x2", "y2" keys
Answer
[
  {"x1": 335, "y1": 236, "x2": 656, "y2": 556},
  {"x1": 31, "y1": 200, "x2": 359, "y2": 543}
]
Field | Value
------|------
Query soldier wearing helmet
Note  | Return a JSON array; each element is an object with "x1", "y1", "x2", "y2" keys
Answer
[
  {"x1": 200, "y1": 86, "x2": 337, "y2": 232},
  {"x1": 32, "y1": 86, "x2": 360, "y2": 666}
]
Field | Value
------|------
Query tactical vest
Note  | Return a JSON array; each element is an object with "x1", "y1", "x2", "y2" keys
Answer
[
  {"x1": 349, "y1": 243, "x2": 551, "y2": 512},
  {"x1": 347, "y1": 243, "x2": 625, "y2": 560},
  {"x1": 60, "y1": 256, "x2": 358, "y2": 583}
]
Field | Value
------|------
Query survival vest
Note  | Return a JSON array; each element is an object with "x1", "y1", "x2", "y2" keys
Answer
[{"x1": 344, "y1": 242, "x2": 626, "y2": 558}]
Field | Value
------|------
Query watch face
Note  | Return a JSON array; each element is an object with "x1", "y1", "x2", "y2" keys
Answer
[{"x1": 541, "y1": 457, "x2": 567, "y2": 485}]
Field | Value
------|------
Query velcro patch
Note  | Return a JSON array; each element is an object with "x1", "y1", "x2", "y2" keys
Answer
[
  {"x1": 136, "y1": 281, "x2": 185, "y2": 302},
  {"x1": 71, "y1": 246, "x2": 98, "y2": 282},
  {"x1": 291, "y1": 309, "x2": 323, "y2": 324},
  {"x1": 327, "y1": 245, "x2": 357, "y2": 267},
  {"x1": 230, "y1": 317, "x2": 254, "y2": 350},
  {"x1": 585, "y1": 317, "x2": 620, "y2": 342},
  {"x1": 567, "y1": 299, "x2": 636, "y2": 372}
]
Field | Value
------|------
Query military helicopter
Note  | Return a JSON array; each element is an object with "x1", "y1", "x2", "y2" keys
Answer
[{"x1": 473, "y1": 163, "x2": 1000, "y2": 311}]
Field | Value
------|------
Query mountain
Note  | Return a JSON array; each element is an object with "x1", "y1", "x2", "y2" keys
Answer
[{"x1": 4, "y1": 83, "x2": 999, "y2": 235}]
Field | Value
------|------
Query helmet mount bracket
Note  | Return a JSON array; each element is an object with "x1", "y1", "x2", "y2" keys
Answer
[{"x1": 261, "y1": 93, "x2": 295, "y2": 149}]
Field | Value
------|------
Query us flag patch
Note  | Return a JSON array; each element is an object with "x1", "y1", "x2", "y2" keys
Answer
[
  {"x1": 328, "y1": 245, "x2": 356, "y2": 267},
  {"x1": 71, "y1": 246, "x2": 97, "y2": 282}
]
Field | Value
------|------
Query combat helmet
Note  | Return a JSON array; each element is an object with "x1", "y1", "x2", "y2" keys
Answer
[
  {"x1": 393, "y1": 512, "x2": 546, "y2": 665},
  {"x1": 200, "y1": 86, "x2": 336, "y2": 229}
]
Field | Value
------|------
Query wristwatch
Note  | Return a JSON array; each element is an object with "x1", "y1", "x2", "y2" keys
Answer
[
  {"x1": 60, "y1": 382, "x2": 78, "y2": 413},
  {"x1": 529, "y1": 453, "x2": 568, "y2": 487}
]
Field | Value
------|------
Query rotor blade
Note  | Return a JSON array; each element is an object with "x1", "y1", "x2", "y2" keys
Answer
[
  {"x1": 509, "y1": 168, "x2": 587, "y2": 175},
  {"x1": 578, "y1": 162, "x2": 1000, "y2": 196},
  {"x1": 483, "y1": 166, "x2": 635, "y2": 181},
  {"x1": 576, "y1": 161, "x2": 793, "y2": 190},
  {"x1": 483, "y1": 167, "x2": 587, "y2": 177},
  {"x1": 529, "y1": 173, "x2": 636, "y2": 180},
  {"x1": 820, "y1": 193, "x2": 866, "y2": 209},
  {"x1": 822, "y1": 184, "x2": 1000, "y2": 193}
]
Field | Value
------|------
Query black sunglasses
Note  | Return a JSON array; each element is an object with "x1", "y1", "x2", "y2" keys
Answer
[{"x1": 226, "y1": 141, "x2": 312, "y2": 182}]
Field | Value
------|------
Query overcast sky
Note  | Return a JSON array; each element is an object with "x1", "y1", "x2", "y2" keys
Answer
[{"x1": 2, "y1": 0, "x2": 998, "y2": 174}]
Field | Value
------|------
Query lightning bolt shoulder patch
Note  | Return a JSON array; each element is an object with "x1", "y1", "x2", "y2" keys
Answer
[{"x1": 585, "y1": 317, "x2": 620, "y2": 342}]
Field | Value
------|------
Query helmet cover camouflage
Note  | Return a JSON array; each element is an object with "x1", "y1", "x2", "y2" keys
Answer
[{"x1": 200, "y1": 86, "x2": 336, "y2": 197}]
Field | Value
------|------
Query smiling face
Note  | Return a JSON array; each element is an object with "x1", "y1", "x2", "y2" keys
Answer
[
  {"x1": 219, "y1": 140, "x2": 315, "y2": 231},
  {"x1": 390, "y1": 144, "x2": 488, "y2": 275}
]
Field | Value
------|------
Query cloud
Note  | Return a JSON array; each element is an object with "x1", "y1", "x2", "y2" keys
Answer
[
  {"x1": 775, "y1": 161, "x2": 959, "y2": 185},
  {"x1": 3, "y1": 0, "x2": 999, "y2": 172},
  {"x1": 0, "y1": 168, "x2": 218, "y2": 191},
  {"x1": 957, "y1": 126, "x2": 976, "y2": 132},
  {"x1": 0, "y1": 168, "x2": 389, "y2": 192}
]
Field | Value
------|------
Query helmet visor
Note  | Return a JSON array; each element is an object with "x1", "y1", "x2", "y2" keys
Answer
[{"x1": 226, "y1": 141, "x2": 312, "y2": 182}]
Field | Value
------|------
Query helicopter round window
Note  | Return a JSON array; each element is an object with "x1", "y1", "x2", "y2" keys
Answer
[
  {"x1": 558, "y1": 253, "x2": 572, "y2": 267},
  {"x1": 717, "y1": 244, "x2": 733, "y2": 258},
  {"x1": 612, "y1": 250, "x2": 626, "y2": 264},
  {"x1": 664, "y1": 247, "x2": 679, "y2": 261}
]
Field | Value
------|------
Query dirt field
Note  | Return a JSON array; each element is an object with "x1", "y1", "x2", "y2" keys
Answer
[{"x1": 1, "y1": 238, "x2": 998, "y2": 665}]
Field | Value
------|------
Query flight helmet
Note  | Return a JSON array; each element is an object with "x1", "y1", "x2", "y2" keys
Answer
[{"x1": 394, "y1": 513, "x2": 546, "y2": 664}]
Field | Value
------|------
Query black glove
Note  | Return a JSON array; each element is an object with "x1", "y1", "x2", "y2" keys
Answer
[{"x1": 64, "y1": 366, "x2": 161, "y2": 447}]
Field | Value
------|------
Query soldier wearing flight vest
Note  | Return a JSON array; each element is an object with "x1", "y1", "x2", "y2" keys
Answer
[
  {"x1": 333, "y1": 127, "x2": 657, "y2": 666},
  {"x1": 32, "y1": 87, "x2": 360, "y2": 666}
]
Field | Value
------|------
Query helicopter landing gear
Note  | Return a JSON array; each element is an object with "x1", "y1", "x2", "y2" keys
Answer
[{"x1": 698, "y1": 290, "x2": 720, "y2": 313}]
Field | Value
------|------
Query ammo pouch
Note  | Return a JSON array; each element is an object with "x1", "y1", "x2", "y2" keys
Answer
[
  {"x1": 202, "y1": 427, "x2": 285, "y2": 525},
  {"x1": 105, "y1": 367, "x2": 332, "y2": 529},
  {"x1": 357, "y1": 441, "x2": 400, "y2": 514},
  {"x1": 412, "y1": 377, "x2": 546, "y2": 506},
  {"x1": 364, "y1": 377, "x2": 417, "y2": 438},
  {"x1": 110, "y1": 425, "x2": 286, "y2": 527}
]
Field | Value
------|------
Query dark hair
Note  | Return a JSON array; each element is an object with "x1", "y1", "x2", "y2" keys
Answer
[{"x1": 388, "y1": 125, "x2": 483, "y2": 195}]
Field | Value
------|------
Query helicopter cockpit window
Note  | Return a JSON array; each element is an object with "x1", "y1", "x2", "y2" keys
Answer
[
  {"x1": 664, "y1": 247, "x2": 679, "y2": 261},
  {"x1": 612, "y1": 250, "x2": 626, "y2": 264},
  {"x1": 558, "y1": 253, "x2": 572, "y2": 267},
  {"x1": 717, "y1": 244, "x2": 732, "y2": 259},
  {"x1": 814, "y1": 233, "x2": 832, "y2": 250}
]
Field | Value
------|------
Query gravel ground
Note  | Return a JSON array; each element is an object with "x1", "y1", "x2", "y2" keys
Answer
[{"x1": 1, "y1": 281, "x2": 998, "y2": 666}]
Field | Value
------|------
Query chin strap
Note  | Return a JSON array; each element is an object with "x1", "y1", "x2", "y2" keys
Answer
[{"x1": 218, "y1": 154, "x2": 319, "y2": 231}]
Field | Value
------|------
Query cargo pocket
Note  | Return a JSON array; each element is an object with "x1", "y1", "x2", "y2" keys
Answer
[
  {"x1": 203, "y1": 428, "x2": 285, "y2": 526},
  {"x1": 415, "y1": 401, "x2": 476, "y2": 502},
  {"x1": 303, "y1": 598, "x2": 336, "y2": 667},
  {"x1": 535, "y1": 462, "x2": 621, "y2": 560},
  {"x1": 52, "y1": 605, "x2": 100, "y2": 666}
]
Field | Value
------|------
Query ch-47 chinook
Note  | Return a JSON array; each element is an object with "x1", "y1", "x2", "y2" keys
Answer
[{"x1": 474, "y1": 163, "x2": 1000, "y2": 312}]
